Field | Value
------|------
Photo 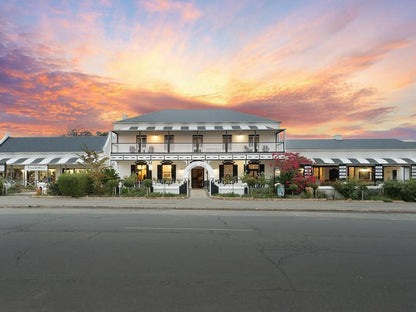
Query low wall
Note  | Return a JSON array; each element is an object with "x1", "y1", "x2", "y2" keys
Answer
[
  {"x1": 152, "y1": 184, "x2": 180, "y2": 194},
  {"x1": 218, "y1": 184, "x2": 246, "y2": 196}
]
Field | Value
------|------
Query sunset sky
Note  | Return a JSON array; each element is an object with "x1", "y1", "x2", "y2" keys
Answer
[{"x1": 1, "y1": 0, "x2": 415, "y2": 140}]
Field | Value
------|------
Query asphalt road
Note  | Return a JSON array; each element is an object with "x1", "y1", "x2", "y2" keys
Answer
[{"x1": 1, "y1": 208, "x2": 416, "y2": 311}]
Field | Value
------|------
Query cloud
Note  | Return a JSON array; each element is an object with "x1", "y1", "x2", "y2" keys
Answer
[{"x1": 1, "y1": 0, "x2": 416, "y2": 141}]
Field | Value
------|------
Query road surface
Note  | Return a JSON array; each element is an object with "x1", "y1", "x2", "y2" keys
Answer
[{"x1": 1, "y1": 208, "x2": 415, "y2": 311}]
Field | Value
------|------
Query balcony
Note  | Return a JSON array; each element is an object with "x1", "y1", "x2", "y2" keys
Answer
[{"x1": 111, "y1": 142, "x2": 285, "y2": 154}]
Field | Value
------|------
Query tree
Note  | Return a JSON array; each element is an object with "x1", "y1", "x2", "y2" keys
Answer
[
  {"x1": 78, "y1": 145, "x2": 108, "y2": 172},
  {"x1": 78, "y1": 145, "x2": 109, "y2": 195},
  {"x1": 271, "y1": 152, "x2": 316, "y2": 195},
  {"x1": 63, "y1": 128, "x2": 93, "y2": 136}
]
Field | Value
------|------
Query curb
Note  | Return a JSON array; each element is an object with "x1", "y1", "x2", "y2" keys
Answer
[{"x1": 0, "y1": 205, "x2": 415, "y2": 214}]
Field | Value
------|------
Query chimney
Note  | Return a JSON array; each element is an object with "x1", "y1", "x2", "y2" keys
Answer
[{"x1": 333, "y1": 135, "x2": 343, "y2": 141}]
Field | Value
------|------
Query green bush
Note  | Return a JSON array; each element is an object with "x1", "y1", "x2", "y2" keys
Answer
[
  {"x1": 383, "y1": 180, "x2": 404, "y2": 200},
  {"x1": 57, "y1": 173, "x2": 91, "y2": 197},
  {"x1": 47, "y1": 182, "x2": 61, "y2": 195},
  {"x1": 102, "y1": 169, "x2": 119, "y2": 182},
  {"x1": 333, "y1": 180, "x2": 361, "y2": 199},
  {"x1": 105, "y1": 179, "x2": 119, "y2": 195},
  {"x1": 401, "y1": 179, "x2": 416, "y2": 202},
  {"x1": 123, "y1": 178, "x2": 135, "y2": 188}
]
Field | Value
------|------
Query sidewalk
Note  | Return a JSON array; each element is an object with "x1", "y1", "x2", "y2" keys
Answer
[{"x1": 0, "y1": 194, "x2": 415, "y2": 213}]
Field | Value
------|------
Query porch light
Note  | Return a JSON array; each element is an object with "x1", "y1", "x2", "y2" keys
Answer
[{"x1": 236, "y1": 135, "x2": 244, "y2": 142}]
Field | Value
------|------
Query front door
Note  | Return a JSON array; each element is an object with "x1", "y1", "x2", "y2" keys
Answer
[{"x1": 191, "y1": 168, "x2": 204, "y2": 188}]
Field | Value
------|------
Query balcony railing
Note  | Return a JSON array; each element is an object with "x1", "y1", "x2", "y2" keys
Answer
[{"x1": 111, "y1": 142, "x2": 285, "y2": 154}]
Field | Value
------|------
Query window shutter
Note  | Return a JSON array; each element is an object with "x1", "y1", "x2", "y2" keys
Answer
[
  {"x1": 259, "y1": 164, "x2": 265, "y2": 173},
  {"x1": 233, "y1": 165, "x2": 238, "y2": 178},
  {"x1": 219, "y1": 165, "x2": 224, "y2": 179},
  {"x1": 157, "y1": 165, "x2": 162, "y2": 180},
  {"x1": 244, "y1": 165, "x2": 248, "y2": 174},
  {"x1": 147, "y1": 165, "x2": 152, "y2": 180},
  {"x1": 131, "y1": 165, "x2": 136, "y2": 174},
  {"x1": 172, "y1": 164, "x2": 176, "y2": 180}
]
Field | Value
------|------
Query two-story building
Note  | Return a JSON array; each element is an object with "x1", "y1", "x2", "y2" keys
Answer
[
  {"x1": 1, "y1": 109, "x2": 415, "y2": 196},
  {"x1": 110, "y1": 109, "x2": 286, "y2": 194}
]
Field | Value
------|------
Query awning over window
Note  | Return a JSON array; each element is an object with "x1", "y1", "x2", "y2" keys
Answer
[
  {"x1": 311, "y1": 158, "x2": 416, "y2": 165},
  {"x1": 4, "y1": 157, "x2": 83, "y2": 165}
]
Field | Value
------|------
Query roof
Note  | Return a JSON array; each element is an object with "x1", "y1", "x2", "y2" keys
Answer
[
  {"x1": 0, "y1": 136, "x2": 108, "y2": 153},
  {"x1": 287, "y1": 139, "x2": 416, "y2": 150},
  {"x1": 115, "y1": 109, "x2": 280, "y2": 124}
]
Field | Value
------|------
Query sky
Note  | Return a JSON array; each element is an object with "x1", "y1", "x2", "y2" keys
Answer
[{"x1": 0, "y1": 0, "x2": 416, "y2": 140}]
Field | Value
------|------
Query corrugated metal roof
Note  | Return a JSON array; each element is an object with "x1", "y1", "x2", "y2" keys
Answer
[
  {"x1": 0, "y1": 136, "x2": 107, "y2": 153},
  {"x1": 116, "y1": 109, "x2": 280, "y2": 123},
  {"x1": 287, "y1": 139, "x2": 416, "y2": 149}
]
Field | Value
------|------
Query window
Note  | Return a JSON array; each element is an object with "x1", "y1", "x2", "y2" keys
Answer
[
  {"x1": 248, "y1": 163, "x2": 259, "y2": 178},
  {"x1": 223, "y1": 135, "x2": 232, "y2": 152},
  {"x1": 249, "y1": 134, "x2": 259, "y2": 151},
  {"x1": 137, "y1": 164, "x2": 147, "y2": 180},
  {"x1": 162, "y1": 164, "x2": 172, "y2": 179},
  {"x1": 164, "y1": 135, "x2": 174, "y2": 152},
  {"x1": 193, "y1": 135, "x2": 203, "y2": 152},
  {"x1": 136, "y1": 135, "x2": 147, "y2": 153},
  {"x1": 157, "y1": 163, "x2": 176, "y2": 181},
  {"x1": 224, "y1": 164, "x2": 233, "y2": 178}
]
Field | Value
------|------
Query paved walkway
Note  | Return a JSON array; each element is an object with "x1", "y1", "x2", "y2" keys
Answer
[
  {"x1": 189, "y1": 188, "x2": 209, "y2": 198},
  {"x1": 0, "y1": 194, "x2": 415, "y2": 213}
]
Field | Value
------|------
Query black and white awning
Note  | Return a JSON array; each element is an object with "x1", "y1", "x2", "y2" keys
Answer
[
  {"x1": 0, "y1": 157, "x2": 82, "y2": 165},
  {"x1": 312, "y1": 158, "x2": 416, "y2": 165}
]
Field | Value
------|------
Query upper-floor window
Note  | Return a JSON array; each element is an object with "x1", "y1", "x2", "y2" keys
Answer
[
  {"x1": 249, "y1": 134, "x2": 259, "y2": 152},
  {"x1": 193, "y1": 135, "x2": 203, "y2": 152},
  {"x1": 222, "y1": 135, "x2": 232, "y2": 152},
  {"x1": 136, "y1": 135, "x2": 147, "y2": 152},
  {"x1": 164, "y1": 135, "x2": 174, "y2": 152}
]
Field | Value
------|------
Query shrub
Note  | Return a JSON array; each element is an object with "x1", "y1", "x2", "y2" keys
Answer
[
  {"x1": 383, "y1": 180, "x2": 404, "y2": 200},
  {"x1": 105, "y1": 179, "x2": 119, "y2": 195},
  {"x1": 401, "y1": 179, "x2": 416, "y2": 202},
  {"x1": 47, "y1": 182, "x2": 61, "y2": 196},
  {"x1": 102, "y1": 169, "x2": 119, "y2": 183},
  {"x1": 0, "y1": 177, "x2": 3, "y2": 195},
  {"x1": 123, "y1": 178, "x2": 135, "y2": 188},
  {"x1": 57, "y1": 173, "x2": 91, "y2": 197},
  {"x1": 333, "y1": 180, "x2": 361, "y2": 199}
]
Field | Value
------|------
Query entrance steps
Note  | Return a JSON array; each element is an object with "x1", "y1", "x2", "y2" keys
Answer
[{"x1": 189, "y1": 188, "x2": 209, "y2": 198}]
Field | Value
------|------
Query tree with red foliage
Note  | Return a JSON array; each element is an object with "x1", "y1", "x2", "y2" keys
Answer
[{"x1": 271, "y1": 152, "x2": 316, "y2": 194}]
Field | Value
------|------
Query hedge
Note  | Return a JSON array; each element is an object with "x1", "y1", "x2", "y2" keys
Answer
[{"x1": 57, "y1": 173, "x2": 91, "y2": 197}]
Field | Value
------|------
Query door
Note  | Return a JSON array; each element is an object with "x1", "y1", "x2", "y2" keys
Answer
[{"x1": 191, "y1": 168, "x2": 204, "y2": 188}]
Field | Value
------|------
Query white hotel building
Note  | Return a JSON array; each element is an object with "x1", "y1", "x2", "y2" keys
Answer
[{"x1": 1, "y1": 109, "x2": 416, "y2": 195}]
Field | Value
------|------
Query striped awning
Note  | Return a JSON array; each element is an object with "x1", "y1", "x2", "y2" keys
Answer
[
  {"x1": 312, "y1": 158, "x2": 416, "y2": 165},
  {"x1": 118, "y1": 124, "x2": 281, "y2": 131},
  {"x1": 4, "y1": 157, "x2": 83, "y2": 165}
]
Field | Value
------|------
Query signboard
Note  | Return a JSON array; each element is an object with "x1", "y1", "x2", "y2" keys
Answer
[
  {"x1": 374, "y1": 165, "x2": 383, "y2": 180},
  {"x1": 24, "y1": 165, "x2": 48, "y2": 171},
  {"x1": 304, "y1": 165, "x2": 313, "y2": 177},
  {"x1": 412, "y1": 165, "x2": 416, "y2": 179},
  {"x1": 338, "y1": 165, "x2": 347, "y2": 180}
]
